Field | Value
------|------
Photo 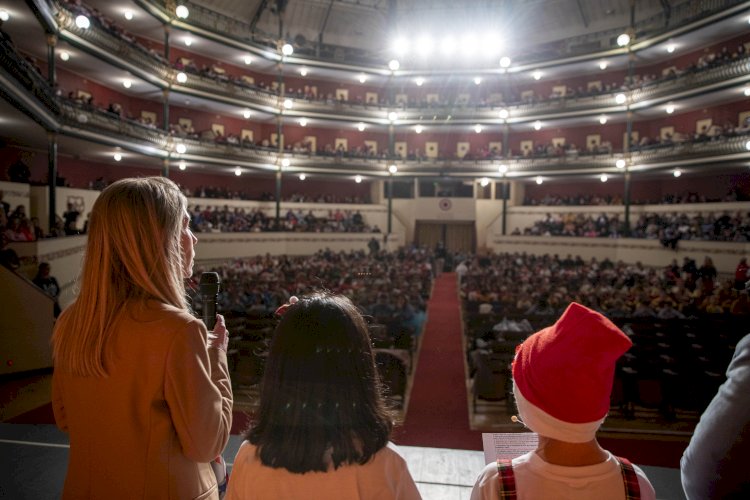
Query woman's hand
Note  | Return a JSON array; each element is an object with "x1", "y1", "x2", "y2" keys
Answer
[{"x1": 207, "y1": 314, "x2": 229, "y2": 352}]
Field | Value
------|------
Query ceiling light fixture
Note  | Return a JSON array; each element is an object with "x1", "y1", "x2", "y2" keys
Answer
[
  {"x1": 123, "y1": 10, "x2": 134, "y2": 21},
  {"x1": 532, "y1": 71, "x2": 542, "y2": 81},
  {"x1": 281, "y1": 43, "x2": 294, "y2": 56},
  {"x1": 59, "y1": 51, "x2": 70, "y2": 61},
  {"x1": 533, "y1": 121, "x2": 542, "y2": 130},
  {"x1": 474, "y1": 77, "x2": 482, "y2": 85},
  {"x1": 299, "y1": 67, "x2": 308, "y2": 76},
  {"x1": 178, "y1": 161, "x2": 187, "y2": 170},
  {"x1": 499, "y1": 56, "x2": 511, "y2": 68},
  {"x1": 600, "y1": 173, "x2": 608, "y2": 182},
  {"x1": 299, "y1": 173, "x2": 306, "y2": 180},
  {"x1": 665, "y1": 104, "x2": 675, "y2": 114},
  {"x1": 673, "y1": 169, "x2": 682, "y2": 178},
  {"x1": 388, "y1": 111, "x2": 398, "y2": 122},
  {"x1": 474, "y1": 124, "x2": 483, "y2": 133},
  {"x1": 175, "y1": 5, "x2": 189, "y2": 19},
  {"x1": 234, "y1": 167, "x2": 242, "y2": 176},
  {"x1": 616, "y1": 159, "x2": 626, "y2": 169},
  {"x1": 388, "y1": 164, "x2": 398, "y2": 174},
  {"x1": 355, "y1": 175, "x2": 363, "y2": 183},
  {"x1": 499, "y1": 109, "x2": 509, "y2": 120},
  {"x1": 357, "y1": 122, "x2": 366, "y2": 132},
  {"x1": 666, "y1": 44, "x2": 675, "y2": 53},
  {"x1": 243, "y1": 55, "x2": 252, "y2": 65},
  {"x1": 113, "y1": 153, "x2": 122, "y2": 162},
  {"x1": 299, "y1": 118, "x2": 308, "y2": 127},
  {"x1": 281, "y1": 158, "x2": 291, "y2": 168},
  {"x1": 388, "y1": 59, "x2": 400, "y2": 71},
  {"x1": 498, "y1": 164, "x2": 508, "y2": 174},
  {"x1": 415, "y1": 77, "x2": 425, "y2": 86},
  {"x1": 283, "y1": 99, "x2": 293, "y2": 109},
  {"x1": 175, "y1": 144, "x2": 187, "y2": 154},
  {"x1": 535, "y1": 176, "x2": 543, "y2": 185},
  {"x1": 0, "y1": 9, "x2": 10, "y2": 22},
  {"x1": 415, "y1": 124, "x2": 423, "y2": 134},
  {"x1": 480, "y1": 177, "x2": 490, "y2": 187},
  {"x1": 616, "y1": 33, "x2": 631, "y2": 46},
  {"x1": 599, "y1": 115, "x2": 608, "y2": 124},
  {"x1": 75, "y1": 15, "x2": 90, "y2": 29},
  {"x1": 122, "y1": 79, "x2": 132, "y2": 88},
  {"x1": 615, "y1": 93, "x2": 626, "y2": 104},
  {"x1": 242, "y1": 109, "x2": 251, "y2": 119},
  {"x1": 176, "y1": 72, "x2": 187, "y2": 83},
  {"x1": 599, "y1": 61, "x2": 608, "y2": 70}
]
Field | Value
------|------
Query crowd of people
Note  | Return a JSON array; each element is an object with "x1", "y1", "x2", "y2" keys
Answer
[
  {"x1": 516, "y1": 210, "x2": 750, "y2": 243},
  {"x1": 189, "y1": 248, "x2": 432, "y2": 336},
  {"x1": 189, "y1": 205, "x2": 379, "y2": 233},
  {"x1": 524, "y1": 189, "x2": 746, "y2": 206},
  {"x1": 460, "y1": 252, "x2": 750, "y2": 319}
]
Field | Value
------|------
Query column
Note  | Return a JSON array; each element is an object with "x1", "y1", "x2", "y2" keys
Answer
[{"x1": 47, "y1": 132, "x2": 57, "y2": 234}]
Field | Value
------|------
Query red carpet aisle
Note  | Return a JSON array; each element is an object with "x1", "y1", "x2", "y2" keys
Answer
[{"x1": 394, "y1": 272, "x2": 482, "y2": 450}]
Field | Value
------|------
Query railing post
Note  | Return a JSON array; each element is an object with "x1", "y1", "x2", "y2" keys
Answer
[{"x1": 47, "y1": 132, "x2": 57, "y2": 234}]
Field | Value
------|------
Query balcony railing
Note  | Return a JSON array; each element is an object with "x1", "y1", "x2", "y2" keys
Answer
[{"x1": 51, "y1": 1, "x2": 750, "y2": 125}]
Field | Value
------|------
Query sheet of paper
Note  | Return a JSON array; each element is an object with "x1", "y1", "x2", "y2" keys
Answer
[{"x1": 482, "y1": 432, "x2": 539, "y2": 464}]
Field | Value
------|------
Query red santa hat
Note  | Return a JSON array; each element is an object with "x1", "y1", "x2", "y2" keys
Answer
[{"x1": 512, "y1": 302, "x2": 632, "y2": 443}]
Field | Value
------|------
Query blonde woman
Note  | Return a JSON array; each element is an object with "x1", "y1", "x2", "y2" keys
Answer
[{"x1": 52, "y1": 177, "x2": 232, "y2": 499}]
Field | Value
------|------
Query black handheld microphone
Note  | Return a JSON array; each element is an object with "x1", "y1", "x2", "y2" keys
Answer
[{"x1": 199, "y1": 272, "x2": 221, "y2": 331}]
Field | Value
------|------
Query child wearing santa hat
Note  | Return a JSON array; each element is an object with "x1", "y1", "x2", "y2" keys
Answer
[{"x1": 470, "y1": 302, "x2": 656, "y2": 499}]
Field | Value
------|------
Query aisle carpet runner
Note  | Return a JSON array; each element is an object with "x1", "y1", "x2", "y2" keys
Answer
[{"x1": 394, "y1": 272, "x2": 482, "y2": 450}]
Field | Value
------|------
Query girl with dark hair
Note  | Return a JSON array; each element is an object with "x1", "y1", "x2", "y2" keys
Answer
[{"x1": 226, "y1": 292, "x2": 421, "y2": 499}]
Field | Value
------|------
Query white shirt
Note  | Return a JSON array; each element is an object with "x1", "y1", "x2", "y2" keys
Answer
[{"x1": 470, "y1": 450, "x2": 656, "y2": 500}]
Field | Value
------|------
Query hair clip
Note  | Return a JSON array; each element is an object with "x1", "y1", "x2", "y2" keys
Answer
[{"x1": 275, "y1": 295, "x2": 299, "y2": 317}]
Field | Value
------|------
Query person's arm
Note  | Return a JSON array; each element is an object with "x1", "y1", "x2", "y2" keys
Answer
[
  {"x1": 681, "y1": 335, "x2": 750, "y2": 499},
  {"x1": 51, "y1": 371, "x2": 68, "y2": 432},
  {"x1": 165, "y1": 315, "x2": 233, "y2": 463}
]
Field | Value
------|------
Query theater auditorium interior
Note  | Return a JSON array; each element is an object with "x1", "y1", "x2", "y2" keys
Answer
[{"x1": 1, "y1": 0, "x2": 749, "y2": 497}]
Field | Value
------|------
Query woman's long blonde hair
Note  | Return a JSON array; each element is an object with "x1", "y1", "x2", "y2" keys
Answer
[{"x1": 52, "y1": 177, "x2": 188, "y2": 377}]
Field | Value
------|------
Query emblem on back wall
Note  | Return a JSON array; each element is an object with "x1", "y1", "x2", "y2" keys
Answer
[{"x1": 439, "y1": 198, "x2": 452, "y2": 211}]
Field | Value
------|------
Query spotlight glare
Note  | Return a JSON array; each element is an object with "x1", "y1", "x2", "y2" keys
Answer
[
  {"x1": 441, "y1": 36, "x2": 456, "y2": 56},
  {"x1": 599, "y1": 115, "x2": 607, "y2": 125},
  {"x1": 59, "y1": 51, "x2": 70, "y2": 61},
  {"x1": 393, "y1": 37, "x2": 408, "y2": 56},
  {"x1": 75, "y1": 15, "x2": 90, "y2": 29},
  {"x1": 175, "y1": 144, "x2": 187, "y2": 154},
  {"x1": 533, "y1": 121, "x2": 542, "y2": 131},
  {"x1": 184, "y1": 37, "x2": 193, "y2": 47},
  {"x1": 355, "y1": 175, "x2": 363, "y2": 183},
  {"x1": 299, "y1": 118, "x2": 308, "y2": 127},
  {"x1": 673, "y1": 169, "x2": 682, "y2": 177},
  {"x1": 175, "y1": 5, "x2": 189, "y2": 19},
  {"x1": 281, "y1": 43, "x2": 294, "y2": 56},
  {"x1": 176, "y1": 72, "x2": 187, "y2": 83},
  {"x1": 666, "y1": 44, "x2": 676, "y2": 53},
  {"x1": 599, "y1": 61, "x2": 608, "y2": 70},
  {"x1": 535, "y1": 176, "x2": 543, "y2": 185},
  {"x1": 498, "y1": 109, "x2": 509, "y2": 120},
  {"x1": 499, "y1": 56, "x2": 511, "y2": 68},
  {"x1": 0, "y1": 9, "x2": 10, "y2": 22},
  {"x1": 474, "y1": 124, "x2": 483, "y2": 134},
  {"x1": 299, "y1": 173, "x2": 306, "y2": 181},
  {"x1": 415, "y1": 77, "x2": 425, "y2": 86},
  {"x1": 178, "y1": 161, "x2": 186, "y2": 170},
  {"x1": 358, "y1": 73, "x2": 367, "y2": 83},
  {"x1": 745, "y1": 140, "x2": 750, "y2": 151},
  {"x1": 123, "y1": 9, "x2": 134, "y2": 21},
  {"x1": 617, "y1": 33, "x2": 631, "y2": 47},
  {"x1": 357, "y1": 122, "x2": 366, "y2": 132},
  {"x1": 600, "y1": 173, "x2": 608, "y2": 182},
  {"x1": 416, "y1": 35, "x2": 433, "y2": 56},
  {"x1": 388, "y1": 164, "x2": 398, "y2": 174},
  {"x1": 388, "y1": 59, "x2": 400, "y2": 71},
  {"x1": 616, "y1": 159, "x2": 626, "y2": 169},
  {"x1": 283, "y1": 98, "x2": 293, "y2": 109},
  {"x1": 244, "y1": 55, "x2": 252, "y2": 65},
  {"x1": 281, "y1": 158, "x2": 290, "y2": 167},
  {"x1": 415, "y1": 124, "x2": 423, "y2": 134},
  {"x1": 113, "y1": 153, "x2": 122, "y2": 162},
  {"x1": 474, "y1": 77, "x2": 482, "y2": 85},
  {"x1": 480, "y1": 177, "x2": 490, "y2": 187},
  {"x1": 532, "y1": 70, "x2": 542, "y2": 80},
  {"x1": 242, "y1": 109, "x2": 251, "y2": 119},
  {"x1": 498, "y1": 164, "x2": 508, "y2": 174},
  {"x1": 388, "y1": 111, "x2": 398, "y2": 122},
  {"x1": 299, "y1": 67, "x2": 308, "y2": 76},
  {"x1": 744, "y1": 87, "x2": 750, "y2": 97},
  {"x1": 615, "y1": 93, "x2": 627, "y2": 104},
  {"x1": 234, "y1": 167, "x2": 242, "y2": 176},
  {"x1": 122, "y1": 79, "x2": 132, "y2": 89},
  {"x1": 665, "y1": 104, "x2": 675, "y2": 114}
]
